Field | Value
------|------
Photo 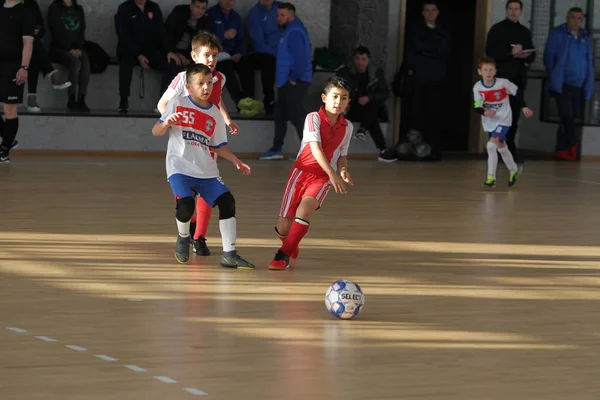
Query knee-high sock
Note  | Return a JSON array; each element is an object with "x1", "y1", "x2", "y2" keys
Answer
[
  {"x1": 219, "y1": 217, "x2": 236, "y2": 252},
  {"x1": 486, "y1": 141, "x2": 498, "y2": 178},
  {"x1": 194, "y1": 197, "x2": 212, "y2": 240},
  {"x1": 1, "y1": 118, "x2": 18, "y2": 148},
  {"x1": 281, "y1": 218, "x2": 309, "y2": 256},
  {"x1": 498, "y1": 145, "x2": 518, "y2": 173}
]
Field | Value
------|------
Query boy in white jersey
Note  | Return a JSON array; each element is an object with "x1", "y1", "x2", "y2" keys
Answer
[
  {"x1": 158, "y1": 32, "x2": 239, "y2": 258},
  {"x1": 473, "y1": 57, "x2": 533, "y2": 188},
  {"x1": 152, "y1": 64, "x2": 254, "y2": 269}
]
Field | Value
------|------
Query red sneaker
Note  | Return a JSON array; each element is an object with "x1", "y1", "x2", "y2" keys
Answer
[
  {"x1": 268, "y1": 250, "x2": 290, "y2": 270},
  {"x1": 568, "y1": 144, "x2": 578, "y2": 160},
  {"x1": 555, "y1": 150, "x2": 571, "y2": 160}
]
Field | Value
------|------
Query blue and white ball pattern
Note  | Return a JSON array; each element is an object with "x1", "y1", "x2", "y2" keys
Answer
[{"x1": 325, "y1": 280, "x2": 364, "y2": 320}]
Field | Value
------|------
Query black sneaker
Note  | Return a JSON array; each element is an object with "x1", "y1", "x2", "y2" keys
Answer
[
  {"x1": 77, "y1": 96, "x2": 90, "y2": 112},
  {"x1": 220, "y1": 250, "x2": 255, "y2": 270},
  {"x1": 378, "y1": 148, "x2": 398, "y2": 163},
  {"x1": 174, "y1": 235, "x2": 190, "y2": 263},
  {"x1": 0, "y1": 146, "x2": 9, "y2": 163},
  {"x1": 9, "y1": 140, "x2": 18, "y2": 150},
  {"x1": 188, "y1": 221, "x2": 197, "y2": 242},
  {"x1": 118, "y1": 98, "x2": 128, "y2": 114},
  {"x1": 268, "y1": 249, "x2": 290, "y2": 270},
  {"x1": 193, "y1": 236, "x2": 210, "y2": 256}
]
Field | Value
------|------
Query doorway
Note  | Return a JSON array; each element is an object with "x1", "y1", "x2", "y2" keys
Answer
[{"x1": 401, "y1": 0, "x2": 478, "y2": 152}]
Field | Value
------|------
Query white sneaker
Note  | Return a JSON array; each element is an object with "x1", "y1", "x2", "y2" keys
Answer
[{"x1": 27, "y1": 94, "x2": 41, "y2": 112}]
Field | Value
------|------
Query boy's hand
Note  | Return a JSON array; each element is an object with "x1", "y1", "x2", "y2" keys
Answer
[
  {"x1": 484, "y1": 109, "x2": 496, "y2": 118},
  {"x1": 165, "y1": 112, "x2": 183, "y2": 126},
  {"x1": 340, "y1": 169, "x2": 354, "y2": 186},
  {"x1": 235, "y1": 160, "x2": 251, "y2": 175},
  {"x1": 227, "y1": 120, "x2": 239, "y2": 135},
  {"x1": 522, "y1": 107, "x2": 534, "y2": 118},
  {"x1": 329, "y1": 174, "x2": 347, "y2": 194}
]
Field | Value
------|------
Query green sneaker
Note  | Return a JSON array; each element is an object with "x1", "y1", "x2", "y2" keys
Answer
[
  {"x1": 220, "y1": 250, "x2": 256, "y2": 270},
  {"x1": 174, "y1": 235, "x2": 190, "y2": 263},
  {"x1": 483, "y1": 175, "x2": 496, "y2": 188},
  {"x1": 509, "y1": 166, "x2": 523, "y2": 188}
]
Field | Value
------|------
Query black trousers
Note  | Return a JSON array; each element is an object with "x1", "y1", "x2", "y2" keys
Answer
[
  {"x1": 216, "y1": 57, "x2": 255, "y2": 106},
  {"x1": 554, "y1": 84, "x2": 584, "y2": 152},
  {"x1": 28, "y1": 38, "x2": 55, "y2": 94},
  {"x1": 506, "y1": 94, "x2": 521, "y2": 157},
  {"x1": 119, "y1": 50, "x2": 169, "y2": 98},
  {"x1": 273, "y1": 81, "x2": 310, "y2": 150},
  {"x1": 346, "y1": 101, "x2": 387, "y2": 150},
  {"x1": 410, "y1": 82, "x2": 443, "y2": 156},
  {"x1": 243, "y1": 52, "x2": 276, "y2": 104},
  {"x1": 50, "y1": 49, "x2": 90, "y2": 98}
]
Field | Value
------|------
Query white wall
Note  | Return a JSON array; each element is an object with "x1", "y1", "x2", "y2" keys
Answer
[{"x1": 35, "y1": 0, "x2": 331, "y2": 56}]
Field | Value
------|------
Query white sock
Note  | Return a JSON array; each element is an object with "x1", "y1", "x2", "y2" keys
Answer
[
  {"x1": 498, "y1": 146, "x2": 518, "y2": 173},
  {"x1": 176, "y1": 218, "x2": 190, "y2": 238},
  {"x1": 486, "y1": 141, "x2": 498, "y2": 178},
  {"x1": 219, "y1": 217, "x2": 237, "y2": 252}
]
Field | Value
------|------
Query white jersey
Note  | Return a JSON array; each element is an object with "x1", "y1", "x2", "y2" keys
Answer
[
  {"x1": 160, "y1": 95, "x2": 228, "y2": 180},
  {"x1": 162, "y1": 69, "x2": 226, "y2": 106},
  {"x1": 473, "y1": 78, "x2": 518, "y2": 132}
]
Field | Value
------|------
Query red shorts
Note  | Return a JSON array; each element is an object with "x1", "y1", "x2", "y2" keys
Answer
[{"x1": 279, "y1": 167, "x2": 331, "y2": 218}]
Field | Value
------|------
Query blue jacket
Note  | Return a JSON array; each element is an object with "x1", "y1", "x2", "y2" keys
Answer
[
  {"x1": 207, "y1": 5, "x2": 244, "y2": 55},
  {"x1": 276, "y1": 18, "x2": 312, "y2": 87},
  {"x1": 247, "y1": 1, "x2": 280, "y2": 57},
  {"x1": 543, "y1": 23, "x2": 595, "y2": 100}
]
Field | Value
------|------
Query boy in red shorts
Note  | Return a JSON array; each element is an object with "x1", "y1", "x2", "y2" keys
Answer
[
  {"x1": 269, "y1": 76, "x2": 355, "y2": 270},
  {"x1": 157, "y1": 31, "x2": 239, "y2": 257}
]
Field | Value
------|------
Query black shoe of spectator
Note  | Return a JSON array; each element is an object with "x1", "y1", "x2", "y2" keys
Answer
[
  {"x1": 118, "y1": 97, "x2": 128, "y2": 114},
  {"x1": 67, "y1": 95, "x2": 78, "y2": 112},
  {"x1": 378, "y1": 148, "x2": 398, "y2": 163},
  {"x1": 265, "y1": 100, "x2": 275, "y2": 115},
  {"x1": 77, "y1": 96, "x2": 90, "y2": 112}
]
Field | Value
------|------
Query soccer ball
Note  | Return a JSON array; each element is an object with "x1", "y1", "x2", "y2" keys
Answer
[{"x1": 325, "y1": 280, "x2": 364, "y2": 320}]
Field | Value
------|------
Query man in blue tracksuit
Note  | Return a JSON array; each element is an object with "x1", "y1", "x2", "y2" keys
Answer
[
  {"x1": 246, "y1": 0, "x2": 281, "y2": 114},
  {"x1": 259, "y1": 2, "x2": 313, "y2": 160},
  {"x1": 543, "y1": 7, "x2": 595, "y2": 161}
]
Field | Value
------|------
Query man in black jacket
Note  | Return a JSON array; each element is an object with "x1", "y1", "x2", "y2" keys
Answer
[
  {"x1": 404, "y1": 1, "x2": 451, "y2": 161},
  {"x1": 115, "y1": 0, "x2": 168, "y2": 113},
  {"x1": 337, "y1": 46, "x2": 396, "y2": 162},
  {"x1": 485, "y1": 0, "x2": 535, "y2": 158},
  {"x1": 163, "y1": 0, "x2": 211, "y2": 86}
]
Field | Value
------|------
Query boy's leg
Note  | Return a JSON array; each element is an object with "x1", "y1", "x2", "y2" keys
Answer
[
  {"x1": 486, "y1": 139, "x2": 498, "y2": 182},
  {"x1": 192, "y1": 197, "x2": 212, "y2": 255},
  {"x1": 168, "y1": 174, "x2": 197, "y2": 263},
  {"x1": 496, "y1": 139, "x2": 522, "y2": 187},
  {"x1": 275, "y1": 216, "x2": 297, "y2": 258}
]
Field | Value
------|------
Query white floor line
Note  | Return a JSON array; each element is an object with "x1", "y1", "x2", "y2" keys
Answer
[
  {"x1": 95, "y1": 355, "x2": 117, "y2": 362},
  {"x1": 65, "y1": 345, "x2": 88, "y2": 351},
  {"x1": 36, "y1": 336, "x2": 57, "y2": 342},
  {"x1": 125, "y1": 365, "x2": 147, "y2": 372},
  {"x1": 7, "y1": 327, "x2": 27, "y2": 333},
  {"x1": 184, "y1": 388, "x2": 208, "y2": 396},
  {"x1": 154, "y1": 376, "x2": 177, "y2": 384}
]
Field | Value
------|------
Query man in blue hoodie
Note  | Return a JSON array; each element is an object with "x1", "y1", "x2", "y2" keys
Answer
[
  {"x1": 259, "y1": 2, "x2": 313, "y2": 160},
  {"x1": 543, "y1": 7, "x2": 595, "y2": 161},
  {"x1": 246, "y1": 0, "x2": 280, "y2": 114}
]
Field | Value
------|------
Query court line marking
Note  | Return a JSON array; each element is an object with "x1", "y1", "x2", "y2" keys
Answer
[
  {"x1": 154, "y1": 376, "x2": 177, "y2": 384},
  {"x1": 95, "y1": 355, "x2": 117, "y2": 362},
  {"x1": 184, "y1": 388, "x2": 208, "y2": 396},
  {"x1": 125, "y1": 365, "x2": 147, "y2": 372},
  {"x1": 128, "y1": 298, "x2": 144, "y2": 302},
  {"x1": 36, "y1": 336, "x2": 57, "y2": 342},
  {"x1": 65, "y1": 345, "x2": 88, "y2": 352},
  {"x1": 7, "y1": 327, "x2": 27, "y2": 333}
]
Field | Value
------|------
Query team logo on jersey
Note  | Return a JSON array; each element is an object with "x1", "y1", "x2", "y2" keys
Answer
[
  {"x1": 182, "y1": 130, "x2": 210, "y2": 147},
  {"x1": 205, "y1": 119, "x2": 214, "y2": 132}
]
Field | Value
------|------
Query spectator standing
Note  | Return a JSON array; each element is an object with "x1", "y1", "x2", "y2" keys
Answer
[
  {"x1": 115, "y1": 0, "x2": 168, "y2": 113},
  {"x1": 337, "y1": 46, "x2": 396, "y2": 162},
  {"x1": 259, "y1": 2, "x2": 312, "y2": 160},
  {"x1": 543, "y1": 7, "x2": 595, "y2": 161},
  {"x1": 246, "y1": 0, "x2": 280, "y2": 114},
  {"x1": 485, "y1": 0, "x2": 535, "y2": 159},
  {"x1": 48, "y1": 0, "x2": 90, "y2": 112},
  {"x1": 23, "y1": 0, "x2": 71, "y2": 112},
  {"x1": 403, "y1": 1, "x2": 451, "y2": 161},
  {"x1": 163, "y1": 0, "x2": 211, "y2": 88},
  {"x1": 0, "y1": 0, "x2": 34, "y2": 163}
]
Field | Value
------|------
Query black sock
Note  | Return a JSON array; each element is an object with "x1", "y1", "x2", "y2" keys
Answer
[
  {"x1": 0, "y1": 116, "x2": 4, "y2": 139},
  {"x1": 1, "y1": 118, "x2": 18, "y2": 149}
]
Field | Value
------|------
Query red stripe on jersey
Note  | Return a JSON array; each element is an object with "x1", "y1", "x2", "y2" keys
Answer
[
  {"x1": 169, "y1": 73, "x2": 181, "y2": 90},
  {"x1": 479, "y1": 88, "x2": 508, "y2": 103},
  {"x1": 175, "y1": 106, "x2": 217, "y2": 136},
  {"x1": 208, "y1": 72, "x2": 224, "y2": 106}
]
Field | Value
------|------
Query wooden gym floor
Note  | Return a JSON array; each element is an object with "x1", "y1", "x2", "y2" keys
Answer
[{"x1": 1, "y1": 156, "x2": 599, "y2": 400}]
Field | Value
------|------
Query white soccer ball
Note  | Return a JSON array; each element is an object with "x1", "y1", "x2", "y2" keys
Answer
[{"x1": 325, "y1": 280, "x2": 364, "y2": 320}]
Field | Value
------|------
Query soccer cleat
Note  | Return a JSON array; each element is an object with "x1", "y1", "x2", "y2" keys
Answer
[
  {"x1": 269, "y1": 250, "x2": 290, "y2": 270},
  {"x1": 220, "y1": 251, "x2": 255, "y2": 270},
  {"x1": 193, "y1": 236, "x2": 211, "y2": 256},
  {"x1": 482, "y1": 176, "x2": 496, "y2": 188},
  {"x1": 259, "y1": 148, "x2": 284, "y2": 160},
  {"x1": 174, "y1": 235, "x2": 190, "y2": 263},
  {"x1": 276, "y1": 231, "x2": 299, "y2": 259},
  {"x1": 509, "y1": 166, "x2": 523, "y2": 188}
]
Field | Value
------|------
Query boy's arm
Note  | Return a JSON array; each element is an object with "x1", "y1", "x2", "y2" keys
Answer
[
  {"x1": 473, "y1": 85, "x2": 485, "y2": 115},
  {"x1": 337, "y1": 155, "x2": 348, "y2": 172},
  {"x1": 152, "y1": 120, "x2": 170, "y2": 136},
  {"x1": 309, "y1": 141, "x2": 337, "y2": 178},
  {"x1": 153, "y1": 99, "x2": 177, "y2": 136}
]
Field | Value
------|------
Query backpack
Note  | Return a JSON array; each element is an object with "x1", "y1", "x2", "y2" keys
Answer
[{"x1": 83, "y1": 41, "x2": 110, "y2": 74}]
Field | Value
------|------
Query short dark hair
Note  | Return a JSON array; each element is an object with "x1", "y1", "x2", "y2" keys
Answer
[
  {"x1": 323, "y1": 76, "x2": 351, "y2": 95},
  {"x1": 422, "y1": 1, "x2": 438, "y2": 9},
  {"x1": 353, "y1": 46, "x2": 371, "y2": 57},
  {"x1": 478, "y1": 56, "x2": 496, "y2": 68},
  {"x1": 568, "y1": 7, "x2": 584, "y2": 15},
  {"x1": 186, "y1": 63, "x2": 212, "y2": 83},
  {"x1": 191, "y1": 0, "x2": 208, "y2": 4},
  {"x1": 506, "y1": 0, "x2": 523, "y2": 10},
  {"x1": 191, "y1": 31, "x2": 222, "y2": 53},
  {"x1": 279, "y1": 2, "x2": 296, "y2": 13}
]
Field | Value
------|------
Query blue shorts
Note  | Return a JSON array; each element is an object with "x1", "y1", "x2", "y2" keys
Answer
[
  {"x1": 168, "y1": 174, "x2": 230, "y2": 207},
  {"x1": 488, "y1": 125, "x2": 510, "y2": 143}
]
